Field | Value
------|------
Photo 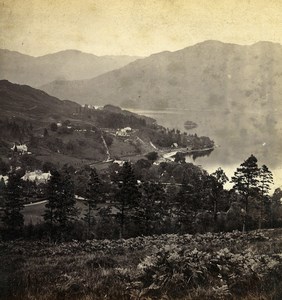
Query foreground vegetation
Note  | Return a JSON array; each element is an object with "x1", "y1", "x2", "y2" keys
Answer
[{"x1": 1, "y1": 229, "x2": 282, "y2": 299}]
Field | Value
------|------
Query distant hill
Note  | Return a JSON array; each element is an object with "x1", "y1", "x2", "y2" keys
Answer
[
  {"x1": 0, "y1": 80, "x2": 79, "y2": 120},
  {"x1": 41, "y1": 40, "x2": 282, "y2": 112},
  {"x1": 0, "y1": 49, "x2": 140, "y2": 87}
]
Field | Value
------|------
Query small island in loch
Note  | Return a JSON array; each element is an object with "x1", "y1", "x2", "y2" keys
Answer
[{"x1": 184, "y1": 120, "x2": 198, "y2": 130}]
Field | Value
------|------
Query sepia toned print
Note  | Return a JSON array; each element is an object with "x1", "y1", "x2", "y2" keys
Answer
[{"x1": 1, "y1": 1, "x2": 282, "y2": 299}]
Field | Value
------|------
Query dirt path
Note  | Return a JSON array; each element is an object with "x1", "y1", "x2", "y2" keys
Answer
[{"x1": 24, "y1": 200, "x2": 48, "y2": 207}]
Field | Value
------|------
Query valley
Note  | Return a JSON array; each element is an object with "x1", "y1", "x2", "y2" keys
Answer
[{"x1": 1, "y1": 37, "x2": 282, "y2": 300}]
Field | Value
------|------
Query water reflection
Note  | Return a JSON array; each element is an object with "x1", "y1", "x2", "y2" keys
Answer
[
  {"x1": 127, "y1": 108, "x2": 282, "y2": 189},
  {"x1": 185, "y1": 148, "x2": 214, "y2": 160}
]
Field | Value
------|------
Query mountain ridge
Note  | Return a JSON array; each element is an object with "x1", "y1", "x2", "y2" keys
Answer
[
  {"x1": 1, "y1": 48, "x2": 141, "y2": 59},
  {"x1": 0, "y1": 49, "x2": 141, "y2": 87},
  {"x1": 40, "y1": 40, "x2": 282, "y2": 111}
]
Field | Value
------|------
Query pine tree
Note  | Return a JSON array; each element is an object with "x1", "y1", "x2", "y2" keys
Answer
[
  {"x1": 138, "y1": 181, "x2": 166, "y2": 235},
  {"x1": 115, "y1": 162, "x2": 141, "y2": 238},
  {"x1": 0, "y1": 177, "x2": 6, "y2": 206},
  {"x1": 2, "y1": 172, "x2": 24, "y2": 232},
  {"x1": 209, "y1": 168, "x2": 229, "y2": 221},
  {"x1": 259, "y1": 165, "x2": 273, "y2": 197},
  {"x1": 44, "y1": 169, "x2": 77, "y2": 228},
  {"x1": 257, "y1": 165, "x2": 274, "y2": 229},
  {"x1": 174, "y1": 171, "x2": 200, "y2": 232},
  {"x1": 0, "y1": 158, "x2": 9, "y2": 175},
  {"x1": 271, "y1": 188, "x2": 282, "y2": 227},
  {"x1": 231, "y1": 154, "x2": 260, "y2": 232},
  {"x1": 84, "y1": 168, "x2": 102, "y2": 230},
  {"x1": 55, "y1": 169, "x2": 77, "y2": 227},
  {"x1": 44, "y1": 170, "x2": 62, "y2": 225}
]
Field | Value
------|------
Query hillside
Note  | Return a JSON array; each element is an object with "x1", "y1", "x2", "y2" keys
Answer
[
  {"x1": 0, "y1": 81, "x2": 152, "y2": 166},
  {"x1": 0, "y1": 80, "x2": 79, "y2": 120},
  {"x1": 0, "y1": 81, "x2": 213, "y2": 169},
  {"x1": 0, "y1": 49, "x2": 140, "y2": 87},
  {"x1": 41, "y1": 40, "x2": 282, "y2": 112}
]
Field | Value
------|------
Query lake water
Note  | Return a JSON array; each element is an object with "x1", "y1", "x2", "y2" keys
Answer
[{"x1": 127, "y1": 108, "x2": 282, "y2": 191}]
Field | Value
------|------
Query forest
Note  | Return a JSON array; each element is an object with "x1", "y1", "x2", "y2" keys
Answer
[{"x1": 0, "y1": 152, "x2": 281, "y2": 241}]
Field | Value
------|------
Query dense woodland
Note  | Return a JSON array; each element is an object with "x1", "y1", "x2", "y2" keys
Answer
[{"x1": 0, "y1": 152, "x2": 281, "y2": 241}]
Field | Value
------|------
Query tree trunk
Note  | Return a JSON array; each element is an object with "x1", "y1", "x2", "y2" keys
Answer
[
  {"x1": 120, "y1": 200, "x2": 125, "y2": 239},
  {"x1": 243, "y1": 195, "x2": 248, "y2": 233},
  {"x1": 87, "y1": 203, "x2": 91, "y2": 237},
  {"x1": 213, "y1": 200, "x2": 217, "y2": 221},
  {"x1": 242, "y1": 221, "x2": 246, "y2": 233},
  {"x1": 258, "y1": 200, "x2": 262, "y2": 230}
]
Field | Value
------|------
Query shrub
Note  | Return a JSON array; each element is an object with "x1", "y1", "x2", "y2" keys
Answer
[
  {"x1": 50, "y1": 122, "x2": 58, "y2": 132},
  {"x1": 145, "y1": 151, "x2": 159, "y2": 162}
]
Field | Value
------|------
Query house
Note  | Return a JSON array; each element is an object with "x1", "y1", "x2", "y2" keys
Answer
[
  {"x1": 11, "y1": 143, "x2": 28, "y2": 153},
  {"x1": 113, "y1": 160, "x2": 125, "y2": 166},
  {"x1": 22, "y1": 170, "x2": 51, "y2": 183},
  {"x1": 0, "y1": 175, "x2": 8, "y2": 184},
  {"x1": 116, "y1": 127, "x2": 132, "y2": 137}
]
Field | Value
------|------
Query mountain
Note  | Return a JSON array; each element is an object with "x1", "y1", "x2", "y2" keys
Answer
[
  {"x1": 41, "y1": 40, "x2": 282, "y2": 112},
  {"x1": 0, "y1": 49, "x2": 140, "y2": 87},
  {"x1": 0, "y1": 80, "x2": 79, "y2": 120}
]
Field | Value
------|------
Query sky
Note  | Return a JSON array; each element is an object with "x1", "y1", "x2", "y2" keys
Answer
[{"x1": 1, "y1": 0, "x2": 282, "y2": 57}]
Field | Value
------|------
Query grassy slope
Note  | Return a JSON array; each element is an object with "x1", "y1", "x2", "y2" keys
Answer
[
  {"x1": 1, "y1": 229, "x2": 282, "y2": 300},
  {"x1": 0, "y1": 81, "x2": 159, "y2": 167},
  {"x1": 23, "y1": 200, "x2": 91, "y2": 226}
]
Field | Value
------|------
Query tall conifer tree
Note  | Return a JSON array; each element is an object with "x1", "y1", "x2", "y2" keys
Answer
[
  {"x1": 44, "y1": 169, "x2": 77, "y2": 228},
  {"x1": 257, "y1": 165, "x2": 274, "y2": 229},
  {"x1": 115, "y1": 162, "x2": 141, "y2": 238},
  {"x1": 231, "y1": 154, "x2": 260, "y2": 231},
  {"x1": 84, "y1": 168, "x2": 102, "y2": 229},
  {"x1": 2, "y1": 172, "x2": 24, "y2": 232}
]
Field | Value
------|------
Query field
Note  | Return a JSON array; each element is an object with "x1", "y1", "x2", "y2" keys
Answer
[
  {"x1": 1, "y1": 229, "x2": 282, "y2": 300},
  {"x1": 22, "y1": 200, "x2": 89, "y2": 225},
  {"x1": 22, "y1": 200, "x2": 113, "y2": 226}
]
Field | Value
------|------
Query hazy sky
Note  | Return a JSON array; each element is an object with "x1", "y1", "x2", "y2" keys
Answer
[{"x1": 1, "y1": 0, "x2": 282, "y2": 57}]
